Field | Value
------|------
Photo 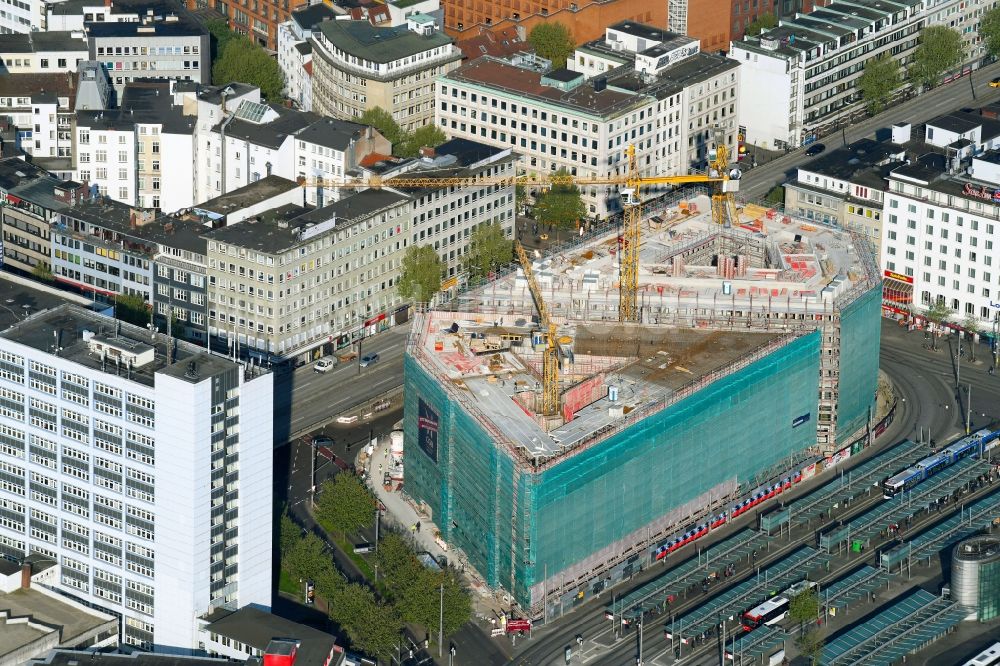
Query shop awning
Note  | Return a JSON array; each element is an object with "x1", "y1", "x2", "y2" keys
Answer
[{"x1": 883, "y1": 277, "x2": 913, "y2": 304}]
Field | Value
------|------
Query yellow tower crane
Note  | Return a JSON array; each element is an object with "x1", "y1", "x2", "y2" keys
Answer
[
  {"x1": 514, "y1": 240, "x2": 560, "y2": 415},
  {"x1": 302, "y1": 129, "x2": 740, "y2": 326}
]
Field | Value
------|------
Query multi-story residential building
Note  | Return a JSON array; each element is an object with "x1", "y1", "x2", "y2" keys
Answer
[
  {"x1": 75, "y1": 80, "x2": 197, "y2": 210},
  {"x1": 386, "y1": 0, "x2": 442, "y2": 27},
  {"x1": 183, "y1": 0, "x2": 309, "y2": 50},
  {"x1": 0, "y1": 157, "x2": 82, "y2": 275},
  {"x1": 188, "y1": 176, "x2": 304, "y2": 227},
  {"x1": 204, "y1": 189, "x2": 412, "y2": 360},
  {"x1": 0, "y1": 31, "x2": 89, "y2": 73},
  {"x1": 198, "y1": 98, "x2": 390, "y2": 207},
  {"x1": 0, "y1": 72, "x2": 77, "y2": 168},
  {"x1": 729, "y1": 0, "x2": 989, "y2": 149},
  {"x1": 783, "y1": 137, "x2": 904, "y2": 252},
  {"x1": 366, "y1": 138, "x2": 517, "y2": 278},
  {"x1": 276, "y1": 3, "x2": 334, "y2": 112},
  {"x1": 442, "y1": 0, "x2": 666, "y2": 46},
  {"x1": 879, "y1": 111, "x2": 1000, "y2": 327},
  {"x1": 51, "y1": 195, "x2": 211, "y2": 341},
  {"x1": 311, "y1": 17, "x2": 462, "y2": 133},
  {"x1": 437, "y1": 23, "x2": 739, "y2": 218},
  {"x1": 0, "y1": 303, "x2": 273, "y2": 651}
]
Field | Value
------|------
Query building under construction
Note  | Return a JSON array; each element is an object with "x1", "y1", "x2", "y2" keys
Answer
[{"x1": 402, "y1": 195, "x2": 882, "y2": 617}]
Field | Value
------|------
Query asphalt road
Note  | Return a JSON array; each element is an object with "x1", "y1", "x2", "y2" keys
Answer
[
  {"x1": 738, "y1": 61, "x2": 1000, "y2": 201},
  {"x1": 272, "y1": 322, "x2": 411, "y2": 443},
  {"x1": 505, "y1": 318, "x2": 1000, "y2": 666}
]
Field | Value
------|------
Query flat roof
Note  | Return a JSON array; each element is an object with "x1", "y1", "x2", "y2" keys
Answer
[
  {"x1": 317, "y1": 19, "x2": 452, "y2": 64},
  {"x1": 193, "y1": 175, "x2": 301, "y2": 216},
  {"x1": 0, "y1": 73, "x2": 76, "y2": 107},
  {"x1": 0, "y1": 587, "x2": 113, "y2": 647},
  {"x1": 202, "y1": 606, "x2": 343, "y2": 666},
  {"x1": 33, "y1": 652, "x2": 234, "y2": 666},
  {"x1": 0, "y1": 304, "x2": 252, "y2": 388},
  {"x1": 798, "y1": 138, "x2": 905, "y2": 180},
  {"x1": 607, "y1": 21, "x2": 684, "y2": 44},
  {"x1": 0, "y1": 32, "x2": 88, "y2": 53},
  {"x1": 444, "y1": 57, "x2": 647, "y2": 118},
  {"x1": 412, "y1": 194, "x2": 879, "y2": 467},
  {"x1": 60, "y1": 197, "x2": 207, "y2": 255}
]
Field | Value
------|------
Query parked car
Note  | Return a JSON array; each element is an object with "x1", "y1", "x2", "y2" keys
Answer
[
  {"x1": 805, "y1": 143, "x2": 826, "y2": 156},
  {"x1": 360, "y1": 353, "x2": 380, "y2": 368},
  {"x1": 314, "y1": 357, "x2": 337, "y2": 373},
  {"x1": 311, "y1": 435, "x2": 334, "y2": 447},
  {"x1": 990, "y1": 77, "x2": 1000, "y2": 88}
]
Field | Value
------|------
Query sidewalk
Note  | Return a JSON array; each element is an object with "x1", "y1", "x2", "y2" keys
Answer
[{"x1": 361, "y1": 435, "x2": 511, "y2": 621}]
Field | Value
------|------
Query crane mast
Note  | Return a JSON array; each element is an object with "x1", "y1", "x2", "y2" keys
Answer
[{"x1": 515, "y1": 241, "x2": 560, "y2": 415}]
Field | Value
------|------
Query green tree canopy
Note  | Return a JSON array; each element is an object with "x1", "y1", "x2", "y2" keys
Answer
[
  {"x1": 212, "y1": 37, "x2": 284, "y2": 100},
  {"x1": 279, "y1": 513, "x2": 301, "y2": 563},
  {"x1": 283, "y1": 532, "x2": 330, "y2": 583},
  {"x1": 963, "y1": 314, "x2": 981, "y2": 361},
  {"x1": 114, "y1": 293, "x2": 150, "y2": 327},
  {"x1": 909, "y1": 26, "x2": 964, "y2": 88},
  {"x1": 397, "y1": 123, "x2": 448, "y2": 158},
  {"x1": 858, "y1": 54, "x2": 902, "y2": 113},
  {"x1": 745, "y1": 13, "x2": 778, "y2": 36},
  {"x1": 205, "y1": 18, "x2": 238, "y2": 61},
  {"x1": 982, "y1": 7, "x2": 1000, "y2": 59},
  {"x1": 398, "y1": 245, "x2": 444, "y2": 304},
  {"x1": 528, "y1": 22, "x2": 576, "y2": 69},
  {"x1": 925, "y1": 299, "x2": 954, "y2": 349},
  {"x1": 534, "y1": 168, "x2": 586, "y2": 229},
  {"x1": 358, "y1": 107, "x2": 405, "y2": 147},
  {"x1": 31, "y1": 263, "x2": 53, "y2": 283},
  {"x1": 328, "y1": 583, "x2": 402, "y2": 659},
  {"x1": 315, "y1": 475, "x2": 376, "y2": 536},
  {"x1": 463, "y1": 221, "x2": 513, "y2": 280},
  {"x1": 796, "y1": 629, "x2": 825, "y2": 666},
  {"x1": 764, "y1": 185, "x2": 785, "y2": 206},
  {"x1": 789, "y1": 587, "x2": 819, "y2": 632}
]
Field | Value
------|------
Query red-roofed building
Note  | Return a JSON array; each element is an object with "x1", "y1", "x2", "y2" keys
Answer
[{"x1": 456, "y1": 28, "x2": 531, "y2": 60}]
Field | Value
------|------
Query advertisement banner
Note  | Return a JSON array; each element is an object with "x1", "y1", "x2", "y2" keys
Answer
[
  {"x1": 737, "y1": 125, "x2": 747, "y2": 161},
  {"x1": 417, "y1": 398, "x2": 439, "y2": 463},
  {"x1": 801, "y1": 462, "x2": 817, "y2": 481}
]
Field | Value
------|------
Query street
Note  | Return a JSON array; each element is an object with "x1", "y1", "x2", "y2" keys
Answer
[{"x1": 738, "y1": 61, "x2": 1000, "y2": 201}]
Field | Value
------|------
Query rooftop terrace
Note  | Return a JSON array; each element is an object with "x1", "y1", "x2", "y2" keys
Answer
[{"x1": 410, "y1": 195, "x2": 879, "y2": 467}]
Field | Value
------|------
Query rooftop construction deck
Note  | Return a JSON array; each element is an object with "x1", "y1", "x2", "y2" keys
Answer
[{"x1": 410, "y1": 195, "x2": 881, "y2": 466}]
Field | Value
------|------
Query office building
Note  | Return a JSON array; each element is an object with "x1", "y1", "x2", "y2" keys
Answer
[
  {"x1": 441, "y1": 0, "x2": 666, "y2": 46},
  {"x1": 0, "y1": 31, "x2": 89, "y2": 74},
  {"x1": 276, "y1": 3, "x2": 335, "y2": 112},
  {"x1": 0, "y1": 157, "x2": 82, "y2": 275},
  {"x1": 404, "y1": 196, "x2": 881, "y2": 617},
  {"x1": 0, "y1": 304, "x2": 273, "y2": 651},
  {"x1": 437, "y1": 23, "x2": 739, "y2": 218},
  {"x1": 0, "y1": 72, "x2": 77, "y2": 168},
  {"x1": 204, "y1": 189, "x2": 411, "y2": 360},
  {"x1": 75, "y1": 80, "x2": 198, "y2": 210},
  {"x1": 198, "y1": 605, "x2": 344, "y2": 664},
  {"x1": 311, "y1": 18, "x2": 462, "y2": 133}
]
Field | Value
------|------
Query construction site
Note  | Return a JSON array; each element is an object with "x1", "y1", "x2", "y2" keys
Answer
[{"x1": 402, "y1": 192, "x2": 882, "y2": 619}]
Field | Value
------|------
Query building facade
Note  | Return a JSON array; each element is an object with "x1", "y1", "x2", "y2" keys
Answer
[
  {"x1": 0, "y1": 72, "x2": 77, "y2": 166},
  {"x1": 437, "y1": 24, "x2": 739, "y2": 218},
  {"x1": 276, "y1": 3, "x2": 335, "y2": 112},
  {"x1": 204, "y1": 190, "x2": 412, "y2": 360},
  {"x1": 0, "y1": 31, "x2": 89, "y2": 73},
  {"x1": 311, "y1": 18, "x2": 462, "y2": 133},
  {"x1": 0, "y1": 304, "x2": 273, "y2": 651},
  {"x1": 730, "y1": 0, "x2": 926, "y2": 150}
]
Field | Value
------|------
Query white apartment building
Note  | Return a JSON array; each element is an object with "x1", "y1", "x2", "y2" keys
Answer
[
  {"x1": 0, "y1": 304, "x2": 273, "y2": 651},
  {"x1": 75, "y1": 80, "x2": 197, "y2": 210},
  {"x1": 437, "y1": 23, "x2": 739, "y2": 219},
  {"x1": 204, "y1": 189, "x2": 412, "y2": 360},
  {"x1": 0, "y1": 31, "x2": 88, "y2": 73},
  {"x1": 879, "y1": 112, "x2": 1000, "y2": 328},
  {"x1": 730, "y1": 0, "x2": 928, "y2": 150},
  {"x1": 0, "y1": 72, "x2": 76, "y2": 167},
  {"x1": 276, "y1": 3, "x2": 335, "y2": 112},
  {"x1": 311, "y1": 17, "x2": 462, "y2": 132}
]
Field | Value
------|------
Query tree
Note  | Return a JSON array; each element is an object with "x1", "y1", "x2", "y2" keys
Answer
[
  {"x1": 212, "y1": 37, "x2": 284, "y2": 100},
  {"x1": 315, "y1": 475, "x2": 376, "y2": 536},
  {"x1": 963, "y1": 314, "x2": 980, "y2": 362},
  {"x1": 397, "y1": 123, "x2": 448, "y2": 158},
  {"x1": 858, "y1": 55, "x2": 902, "y2": 114},
  {"x1": 358, "y1": 107, "x2": 405, "y2": 148},
  {"x1": 205, "y1": 18, "x2": 238, "y2": 61},
  {"x1": 328, "y1": 583, "x2": 401, "y2": 659},
  {"x1": 764, "y1": 185, "x2": 785, "y2": 206},
  {"x1": 463, "y1": 221, "x2": 513, "y2": 281},
  {"x1": 515, "y1": 184, "x2": 528, "y2": 213},
  {"x1": 534, "y1": 168, "x2": 585, "y2": 230},
  {"x1": 114, "y1": 293, "x2": 150, "y2": 327},
  {"x1": 31, "y1": 263, "x2": 53, "y2": 283},
  {"x1": 925, "y1": 300, "x2": 954, "y2": 350},
  {"x1": 795, "y1": 629, "x2": 825, "y2": 666},
  {"x1": 279, "y1": 513, "x2": 301, "y2": 564},
  {"x1": 983, "y1": 7, "x2": 1000, "y2": 59},
  {"x1": 283, "y1": 532, "x2": 330, "y2": 583},
  {"x1": 909, "y1": 26, "x2": 964, "y2": 89},
  {"x1": 397, "y1": 244, "x2": 444, "y2": 304},
  {"x1": 527, "y1": 22, "x2": 575, "y2": 69},
  {"x1": 745, "y1": 13, "x2": 778, "y2": 36},
  {"x1": 788, "y1": 587, "x2": 819, "y2": 633}
]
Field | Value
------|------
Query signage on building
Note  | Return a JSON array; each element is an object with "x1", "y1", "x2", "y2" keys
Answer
[
  {"x1": 961, "y1": 182, "x2": 1000, "y2": 202},
  {"x1": 737, "y1": 126, "x2": 746, "y2": 161},
  {"x1": 883, "y1": 270, "x2": 914, "y2": 284},
  {"x1": 417, "y1": 399, "x2": 439, "y2": 463}
]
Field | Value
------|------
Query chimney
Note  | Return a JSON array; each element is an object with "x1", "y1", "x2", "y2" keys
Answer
[
  {"x1": 104, "y1": 0, "x2": 111, "y2": 7},
  {"x1": 21, "y1": 563, "x2": 31, "y2": 589},
  {"x1": 419, "y1": 146, "x2": 436, "y2": 159}
]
